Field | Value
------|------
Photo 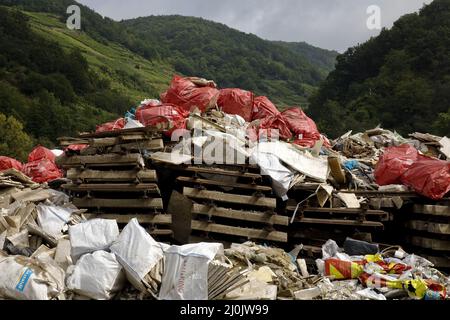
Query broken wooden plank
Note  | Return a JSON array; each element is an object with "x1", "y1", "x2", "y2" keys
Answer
[
  {"x1": 293, "y1": 217, "x2": 384, "y2": 228},
  {"x1": 110, "y1": 139, "x2": 164, "y2": 153},
  {"x1": 177, "y1": 176, "x2": 272, "y2": 193},
  {"x1": 184, "y1": 187, "x2": 276, "y2": 208},
  {"x1": 73, "y1": 197, "x2": 163, "y2": 209},
  {"x1": 83, "y1": 213, "x2": 172, "y2": 224},
  {"x1": 406, "y1": 220, "x2": 450, "y2": 235},
  {"x1": 57, "y1": 153, "x2": 144, "y2": 167},
  {"x1": 412, "y1": 205, "x2": 450, "y2": 217},
  {"x1": 66, "y1": 168, "x2": 157, "y2": 182},
  {"x1": 62, "y1": 183, "x2": 160, "y2": 193},
  {"x1": 184, "y1": 167, "x2": 262, "y2": 180},
  {"x1": 78, "y1": 126, "x2": 159, "y2": 139},
  {"x1": 192, "y1": 204, "x2": 288, "y2": 226},
  {"x1": 26, "y1": 223, "x2": 58, "y2": 247},
  {"x1": 191, "y1": 220, "x2": 287, "y2": 242},
  {"x1": 167, "y1": 191, "x2": 193, "y2": 244}
]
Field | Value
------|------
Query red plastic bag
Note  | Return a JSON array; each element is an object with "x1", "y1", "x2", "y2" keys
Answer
[
  {"x1": 217, "y1": 89, "x2": 254, "y2": 122},
  {"x1": 374, "y1": 144, "x2": 420, "y2": 186},
  {"x1": 28, "y1": 146, "x2": 55, "y2": 163},
  {"x1": 96, "y1": 118, "x2": 125, "y2": 133},
  {"x1": 0, "y1": 156, "x2": 23, "y2": 171},
  {"x1": 160, "y1": 75, "x2": 219, "y2": 112},
  {"x1": 136, "y1": 103, "x2": 189, "y2": 137},
  {"x1": 282, "y1": 107, "x2": 321, "y2": 148},
  {"x1": 247, "y1": 114, "x2": 292, "y2": 141},
  {"x1": 251, "y1": 96, "x2": 279, "y2": 120},
  {"x1": 22, "y1": 159, "x2": 62, "y2": 184},
  {"x1": 400, "y1": 157, "x2": 450, "y2": 200}
]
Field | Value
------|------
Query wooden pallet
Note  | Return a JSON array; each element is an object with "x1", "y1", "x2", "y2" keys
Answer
[{"x1": 57, "y1": 153, "x2": 145, "y2": 168}]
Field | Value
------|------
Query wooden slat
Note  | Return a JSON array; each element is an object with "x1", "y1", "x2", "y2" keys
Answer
[
  {"x1": 191, "y1": 220, "x2": 287, "y2": 242},
  {"x1": 293, "y1": 217, "x2": 384, "y2": 228},
  {"x1": 192, "y1": 204, "x2": 288, "y2": 226},
  {"x1": 83, "y1": 214, "x2": 171, "y2": 224},
  {"x1": 412, "y1": 205, "x2": 450, "y2": 217},
  {"x1": 184, "y1": 187, "x2": 276, "y2": 208},
  {"x1": 406, "y1": 236, "x2": 450, "y2": 251},
  {"x1": 62, "y1": 183, "x2": 160, "y2": 193},
  {"x1": 66, "y1": 168, "x2": 157, "y2": 182},
  {"x1": 149, "y1": 229, "x2": 173, "y2": 236},
  {"x1": 184, "y1": 167, "x2": 262, "y2": 179},
  {"x1": 406, "y1": 220, "x2": 450, "y2": 235},
  {"x1": 110, "y1": 139, "x2": 164, "y2": 153},
  {"x1": 286, "y1": 206, "x2": 389, "y2": 218},
  {"x1": 78, "y1": 127, "x2": 159, "y2": 139},
  {"x1": 419, "y1": 254, "x2": 450, "y2": 268},
  {"x1": 73, "y1": 197, "x2": 163, "y2": 209},
  {"x1": 177, "y1": 176, "x2": 272, "y2": 192},
  {"x1": 57, "y1": 153, "x2": 144, "y2": 167}
]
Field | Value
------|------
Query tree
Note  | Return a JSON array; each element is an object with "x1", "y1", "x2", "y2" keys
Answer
[{"x1": 0, "y1": 112, "x2": 33, "y2": 161}]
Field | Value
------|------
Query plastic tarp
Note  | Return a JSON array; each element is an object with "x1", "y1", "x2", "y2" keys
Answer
[
  {"x1": 65, "y1": 144, "x2": 88, "y2": 152},
  {"x1": 69, "y1": 219, "x2": 120, "y2": 260},
  {"x1": 282, "y1": 108, "x2": 322, "y2": 148},
  {"x1": 250, "y1": 150, "x2": 295, "y2": 200},
  {"x1": 159, "y1": 242, "x2": 223, "y2": 300},
  {"x1": 0, "y1": 254, "x2": 65, "y2": 300},
  {"x1": 217, "y1": 88, "x2": 254, "y2": 122},
  {"x1": 136, "y1": 103, "x2": 188, "y2": 137},
  {"x1": 36, "y1": 203, "x2": 74, "y2": 239},
  {"x1": 95, "y1": 118, "x2": 125, "y2": 133},
  {"x1": 251, "y1": 96, "x2": 280, "y2": 120},
  {"x1": 109, "y1": 218, "x2": 164, "y2": 291},
  {"x1": 161, "y1": 75, "x2": 219, "y2": 112},
  {"x1": 66, "y1": 250, "x2": 125, "y2": 300},
  {"x1": 374, "y1": 144, "x2": 420, "y2": 186},
  {"x1": 28, "y1": 146, "x2": 55, "y2": 163},
  {"x1": 22, "y1": 159, "x2": 62, "y2": 183},
  {"x1": 0, "y1": 156, "x2": 22, "y2": 172},
  {"x1": 400, "y1": 157, "x2": 450, "y2": 200}
]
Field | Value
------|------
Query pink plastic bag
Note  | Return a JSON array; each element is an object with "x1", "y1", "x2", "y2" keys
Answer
[
  {"x1": 282, "y1": 108, "x2": 321, "y2": 148},
  {"x1": 22, "y1": 159, "x2": 62, "y2": 183},
  {"x1": 0, "y1": 156, "x2": 23, "y2": 172},
  {"x1": 95, "y1": 118, "x2": 125, "y2": 133},
  {"x1": 136, "y1": 103, "x2": 189, "y2": 137},
  {"x1": 251, "y1": 96, "x2": 280, "y2": 121},
  {"x1": 28, "y1": 146, "x2": 56, "y2": 163}
]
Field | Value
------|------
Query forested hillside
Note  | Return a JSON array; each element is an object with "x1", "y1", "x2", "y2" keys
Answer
[{"x1": 309, "y1": 0, "x2": 450, "y2": 137}]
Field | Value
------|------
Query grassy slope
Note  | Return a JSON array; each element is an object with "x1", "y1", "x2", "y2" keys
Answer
[{"x1": 25, "y1": 11, "x2": 174, "y2": 104}]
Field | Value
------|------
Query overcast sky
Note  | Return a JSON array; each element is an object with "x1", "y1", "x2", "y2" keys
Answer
[{"x1": 77, "y1": 0, "x2": 433, "y2": 52}]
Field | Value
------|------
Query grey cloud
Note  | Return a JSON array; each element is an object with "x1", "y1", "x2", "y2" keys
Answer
[{"x1": 77, "y1": 0, "x2": 433, "y2": 52}]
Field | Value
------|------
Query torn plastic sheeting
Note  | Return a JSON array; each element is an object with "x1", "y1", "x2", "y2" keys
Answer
[
  {"x1": 400, "y1": 157, "x2": 450, "y2": 200},
  {"x1": 356, "y1": 288, "x2": 386, "y2": 300},
  {"x1": 69, "y1": 219, "x2": 120, "y2": 260},
  {"x1": 202, "y1": 130, "x2": 250, "y2": 163},
  {"x1": 0, "y1": 156, "x2": 23, "y2": 172},
  {"x1": 256, "y1": 142, "x2": 329, "y2": 182},
  {"x1": 250, "y1": 151, "x2": 294, "y2": 199},
  {"x1": 109, "y1": 218, "x2": 164, "y2": 291},
  {"x1": 159, "y1": 242, "x2": 223, "y2": 300},
  {"x1": 36, "y1": 203, "x2": 74, "y2": 239},
  {"x1": 66, "y1": 250, "x2": 125, "y2": 300},
  {"x1": 123, "y1": 119, "x2": 144, "y2": 129},
  {"x1": 0, "y1": 254, "x2": 65, "y2": 300},
  {"x1": 217, "y1": 88, "x2": 254, "y2": 122}
]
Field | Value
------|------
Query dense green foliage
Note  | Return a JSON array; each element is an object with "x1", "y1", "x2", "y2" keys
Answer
[
  {"x1": 0, "y1": 112, "x2": 33, "y2": 161},
  {"x1": 309, "y1": 0, "x2": 450, "y2": 137},
  {"x1": 0, "y1": 6, "x2": 135, "y2": 154},
  {"x1": 122, "y1": 15, "x2": 335, "y2": 106}
]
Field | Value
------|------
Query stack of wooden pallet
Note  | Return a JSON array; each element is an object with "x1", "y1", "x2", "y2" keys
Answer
[
  {"x1": 56, "y1": 127, "x2": 173, "y2": 238},
  {"x1": 156, "y1": 159, "x2": 289, "y2": 244},
  {"x1": 402, "y1": 200, "x2": 450, "y2": 269},
  {"x1": 286, "y1": 184, "x2": 391, "y2": 255}
]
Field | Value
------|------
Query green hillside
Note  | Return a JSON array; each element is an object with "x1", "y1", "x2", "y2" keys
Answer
[{"x1": 309, "y1": 0, "x2": 450, "y2": 138}]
